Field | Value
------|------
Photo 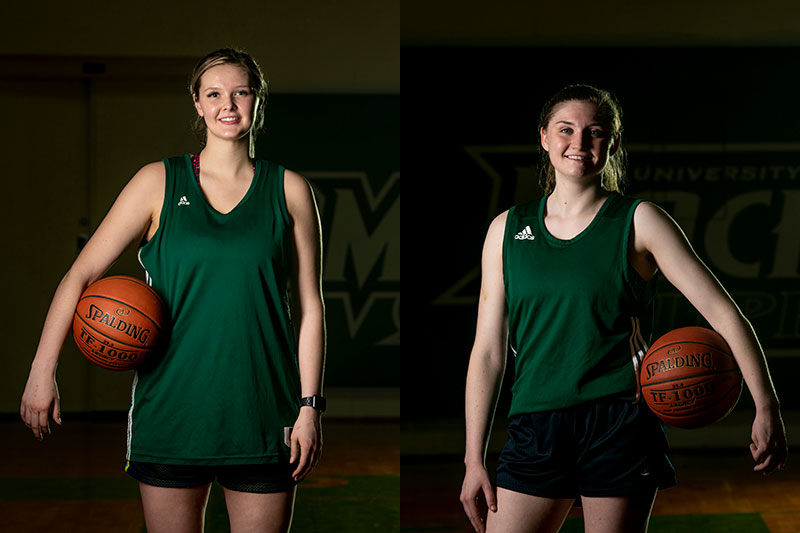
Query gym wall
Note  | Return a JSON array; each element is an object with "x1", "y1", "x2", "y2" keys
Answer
[
  {"x1": 402, "y1": 6, "x2": 800, "y2": 419},
  {"x1": 1, "y1": 1, "x2": 399, "y2": 414}
]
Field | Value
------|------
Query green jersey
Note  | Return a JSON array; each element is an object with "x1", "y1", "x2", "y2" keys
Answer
[
  {"x1": 128, "y1": 155, "x2": 301, "y2": 465},
  {"x1": 503, "y1": 192, "x2": 653, "y2": 416}
]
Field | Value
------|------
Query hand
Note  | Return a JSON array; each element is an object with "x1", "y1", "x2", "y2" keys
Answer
[
  {"x1": 20, "y1": 368, "x2": 62, "y2": 441},
  {"x1": 459, "y1": 463, "x2": 497, "y2": 533},
  {"x1": 750, "y1": 407, "x2": 787, "y2": 475},
  {"x1": 290, "y1": 407, "x2": 322, "y2": 481}
]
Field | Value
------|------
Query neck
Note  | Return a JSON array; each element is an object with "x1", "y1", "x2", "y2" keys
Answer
[
  {"x1": 198, "y1": 136, "x2": 252, "y2": 177},
  {"x1": 548, "y1": 178, "x2": 609, "y2": 217}
]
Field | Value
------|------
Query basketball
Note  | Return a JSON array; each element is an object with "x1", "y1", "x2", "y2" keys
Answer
[
  {"x1": 640, "y1": 326, "x2": 742, "y2": 429},
  {"x1": 72, "y1": 276, "x2": 167, "y2": 371}
]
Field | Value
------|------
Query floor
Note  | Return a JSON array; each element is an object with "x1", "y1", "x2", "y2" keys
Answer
[
  {"x1": 401, "y1": 410, "x2": 800, "y2": 532},
  {"x1": 401, "y1": 452, "x2": 800, "y2": 532},
  {"x1": 0, "y1": 416, "x2": 399, "y2": 532}
]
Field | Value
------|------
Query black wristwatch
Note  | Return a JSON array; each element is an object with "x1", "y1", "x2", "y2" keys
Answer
[{"x1": 300, "y1": 395, "x2": 327, "y2": 413}]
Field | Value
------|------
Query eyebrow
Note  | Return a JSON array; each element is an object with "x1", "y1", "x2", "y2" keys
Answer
[
  {"x1": 555, "y1": 120, "x2": 606, "y2": 127},
  {"x1": 203, "y1": 85, "x2": 250, "y2": 91}
]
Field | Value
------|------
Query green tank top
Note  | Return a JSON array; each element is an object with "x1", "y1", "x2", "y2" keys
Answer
[
  {"x1": 128, "y1": 154, "x2": 301, "y2": 465},
  {"x1": 503, "y1": 192, "x2": 653, "y2": 416}
]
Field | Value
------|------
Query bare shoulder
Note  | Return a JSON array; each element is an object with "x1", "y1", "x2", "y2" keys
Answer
[
  {"x1": 485, "y1": 210, "x2": 509, "y2": 247},
  {"x1": 127, "y1": 161, "x2": 166, "y2": 194},
  {"x1": 633, "y1": 199, "x2": 692, "y2": 254},
  {"x1": 283, "y1": 168, "x2": 316, "y2": 216},
  {"x1": 111, "y1": 162, "x2": 165, "y2": 236},
  {"x1": 634, "y1": 200, "x2": 682, "y2": 234}
]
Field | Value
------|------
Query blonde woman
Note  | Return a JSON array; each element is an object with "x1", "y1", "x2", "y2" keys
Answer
[{"x1": 21, "y1": 48, "x2": 326, "y2": 532}]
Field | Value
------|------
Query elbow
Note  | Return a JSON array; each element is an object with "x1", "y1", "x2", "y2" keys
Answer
[
  {"x1": 705, "y1": 302, "x2": 754, "y2": 340},
  {"x1": 470, "y1": 344, "x2": 507, "y2": 374},
  {"x1": 60, "y1": 267, "x2": 100, "y2": 293}
]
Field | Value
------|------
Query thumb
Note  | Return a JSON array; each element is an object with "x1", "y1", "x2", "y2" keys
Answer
[
  {"x1": 52, "y1": 398, "x2": 62, "y2": 425},
  {"x1": 289, "y1": 434, "x2": 300, "y2": 463},
  {"x1": 750, "y1": 442, "x2": 764, "y2": 462},
  {"x1": 483, "y1": 481, "x2": 497, "y2": 512}
]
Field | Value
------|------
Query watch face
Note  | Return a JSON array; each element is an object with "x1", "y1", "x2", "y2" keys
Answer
[{"x1": 302, "y1": 396, "x2": 326, "y2": 412}]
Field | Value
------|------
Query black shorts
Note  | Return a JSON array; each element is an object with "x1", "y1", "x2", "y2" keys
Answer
[
  {"x1": 125, "y1": 461, "x2": 296, "y2": 494},
  {"x1": 495, "y1": 399, "x2": 676, "y2": 499}
]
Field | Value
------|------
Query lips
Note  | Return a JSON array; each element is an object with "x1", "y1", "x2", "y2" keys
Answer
[
  {"x1": 566, "y1": 154, "x2": 591, "y2": 161},
  {"x1": 219, "y1": 116, "x2": 240, "y2": 124}
]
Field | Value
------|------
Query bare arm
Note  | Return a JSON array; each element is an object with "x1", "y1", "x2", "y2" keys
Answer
[
  {"x1": 20, "y1": 162, "x2": 164, "y2": 439},
  {"x1": 460, "y1": 212, "x2": 508, "y2": 533},
  {"x1": 284, "y1": 169, "x2": 326, "y2": 480},
  {"x1": 633, "y1": 201, "x2": 786, "y2": 473}
]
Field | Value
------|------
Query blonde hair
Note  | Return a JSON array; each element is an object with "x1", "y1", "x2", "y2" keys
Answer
[
  {"x1": 538, "y1": 84, "x2": 627, "y2": 194},
  {"x1": 189, "y1": 48, "x2": 268, "y2": 158}
]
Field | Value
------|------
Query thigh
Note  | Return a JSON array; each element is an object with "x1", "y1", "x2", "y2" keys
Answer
[
  {"x1": 139, "y1": 482, "x2": 212, "y2": 533},
  {"x1": 577, "y1": 401, "x2": 675, "y2": 496},
  {"x1": 486, "y1": 487, "x2": 574, "y2": 533},
  {"x1": 495, "y1": 413, "x2": 577, "y2": 499},
  {"x1": 223, "y1": 486, "x2": 296, "y2": 533},
  {"x1": 581, "y1": 487, "x2": 657, "y2": 533}
]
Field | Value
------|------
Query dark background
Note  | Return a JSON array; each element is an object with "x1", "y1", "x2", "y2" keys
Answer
[{"x1": 404, "y1": 46, "x2": 800, "y2": 420}]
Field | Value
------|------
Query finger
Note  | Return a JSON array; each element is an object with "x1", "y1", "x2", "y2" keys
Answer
[
  {"x1": 750, "y1": 442, "x2": 767, "y2": 464},
  {"x1": 23, "y1": 409, "x2": 41, "y2": 439},
  {"x1": 292, "y1": 440, "x2": 312, "y2": 480},
  {"x1": 459, "y1": 490, "x2": 484, "y2": 533},
  {"x1": 483, "y1": 481, "x2": 497, "y2": 512},
  {"x1": 289, "y1": 434, "x2": 300, "y2": 464},
  {"x1": 36, "y1": 409, "x2": 50, "y2": 438},
  {"x1": 462, "y1": 499, "x2": 485, "y2": 533},
  {"x1": 754, "y1": 452, "x2": 780, "y2": 474},
  {"x1": 299, "y1": 441, "x2": 318, "y2": 479},
  {"x1": 305, "y1": 440, "x2": 320, "y2": 476},
  {"x1": 52, "y1": 398, "x2": 62, "y2": 426}
]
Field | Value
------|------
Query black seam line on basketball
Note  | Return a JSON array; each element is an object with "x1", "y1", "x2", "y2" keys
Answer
[
  {"x1": 641, "y1": 370, "x2": 742, "y2": 388},
  {"x1": 112, "y1": 276, "x2": 161, "y2": 300},
  {"x1": 74, "y1": 315, "x2": 151, "y2": 350},
  {"x1": 651, "y1": 385, "x2": 743, "y2": 418},
  {"x1": 91, "y1": 276, "x2": 160, "y2": 301},
  {"x1": 645, "y1": 341, "x2": 733, "y2": 359},
  {"x1": 77, "y1": 295, "x2": 161, "y2": 329},
  {"x1": 645, "y1": 376, "x2": 740, "y2": 393},
  {"x1": 105, "y1": 275, "x2": 156, "y2": 291}
]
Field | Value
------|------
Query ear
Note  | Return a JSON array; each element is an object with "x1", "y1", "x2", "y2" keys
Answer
[
  {"x1": 193, "y1": 94, "x2": 203, "y2": 117},
  {"x1": 609, "y1": 133, "x2": 621, "y2": 156},
  {"x1": 540, "y1": 127, "x2": 550, "y2": 152}
]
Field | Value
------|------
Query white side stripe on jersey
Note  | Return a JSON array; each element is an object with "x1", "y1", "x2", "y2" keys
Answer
[{"x1": 629, "y1": 316, "x2": 649, "y2": 403}]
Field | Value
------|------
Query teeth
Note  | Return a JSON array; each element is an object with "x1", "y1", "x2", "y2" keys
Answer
[{"x1": 567, "y1": 155, "x2": 589, "y2": 160}]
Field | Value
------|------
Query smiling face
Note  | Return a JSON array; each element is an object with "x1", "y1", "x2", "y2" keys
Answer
[
  {"x1": 193, "y1": 63, "x2": 257, "y2": 145},
  {"x1": 540, "y1": 100, "x2": 619, "y2": 184}
]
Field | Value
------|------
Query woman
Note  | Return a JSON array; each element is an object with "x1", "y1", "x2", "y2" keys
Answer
[
  {"x1": 20, "y1": 48, "x2": 325, "y2": 533},
  {"x1": 459, "y1": 84, "x2": 786, "y2": 533}
]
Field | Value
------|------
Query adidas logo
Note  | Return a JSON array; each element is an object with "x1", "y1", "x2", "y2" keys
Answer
[
  {"x1": 177, "y1": 196, "x2": 191, "y2": 206},
  {"x1": 514, "y1": 225, "x2": 534, "y2": 240}
]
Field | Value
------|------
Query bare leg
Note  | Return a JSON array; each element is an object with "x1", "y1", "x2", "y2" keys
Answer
[
  {"x1": 486, "y1": 487, "x2": 574, "y2": 533},
  {"x1": 139, "y1": 483, "x2": 212, "y2": 533},
  {"x1": 581, "y1": 488, "x2": 657, "y2": 533},
  {"x1": 223, "y1": 486, "x2": 296, "y2": 533}
]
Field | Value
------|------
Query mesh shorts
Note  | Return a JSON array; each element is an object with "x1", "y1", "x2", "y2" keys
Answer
[
  {"x1": 495, "y1": 399, "x2": 676, "y2": 499},
  {"x1": 125, "y1": 461, "x2": 296, "y2": 494}
]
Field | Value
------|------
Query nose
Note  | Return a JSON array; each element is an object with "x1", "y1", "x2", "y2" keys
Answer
[{"x1": 223, "y1": 93, "x2": 237, "y2": 110}]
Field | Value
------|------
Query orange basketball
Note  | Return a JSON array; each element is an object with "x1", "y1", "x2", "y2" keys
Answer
[
  {"x1": 640, "y1": 326, "x2": 742, "y2": 429},
  {"x1": 72, "y1": 276, "x2": 167, "y2": 371}
]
